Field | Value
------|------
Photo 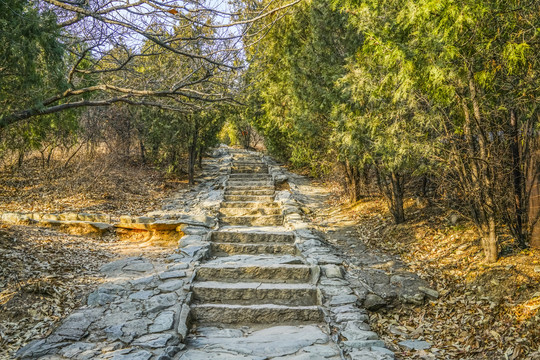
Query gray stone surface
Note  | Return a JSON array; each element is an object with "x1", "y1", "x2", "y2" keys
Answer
[
  {"x1": 398, "y1": 339, "x2": 432, "y2": 350},
  {"x1": 149, "y1": 311, "x2": 175, "y2": 333}
]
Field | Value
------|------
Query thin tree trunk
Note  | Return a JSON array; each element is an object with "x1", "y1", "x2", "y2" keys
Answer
[
  {"x1": 188, "y1": 124, "x2": 198, "y2": 185},
  {"x1": 139, "y1": 139, "x2": 146, "y2": 164},
  {"x1": 510, "y1": 109, "x2": 526, "y2": 248},
  {"x1": 390, "y1": 171, "x2": 405, "y2": 224},
  {"x1": 481, "y1": 215, "x2": 499, "y2": 263}
]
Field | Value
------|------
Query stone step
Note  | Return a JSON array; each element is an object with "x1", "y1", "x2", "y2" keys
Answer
[
  {"x1": 225, "y1": 186, "x2": 276, "y2": 193},
  {"x1": 211, "y1": 242, "x2": 297, "y2": 256},
  {"x1": 229, "y1": 174, "x2": 272, "y2": 179},
  {"x1": 219, "y1": 207, "x2": 282, "y2": 217},
  {"x1": 225, "y1": 189, "x2": 275, "y2": 196},
  {"x1": 220, "y1": 215, "x2": 283, "y2": 226},
  {"x1": 192, "y1": 282, "x2": 319, "y2": 306},
  {"x1": 232, "y1": 162, "x2": 266, "y2": 166},
  {"x1": 223, "y1": 195, "x2": 275, "y2": 202},
  {"x1": 227, "y1": 181, "x2": 274, "y2": 187},
  {"x1": 195, "y1": 264, "x2": 315, "y2": 283},
  {"x1": 231, "y1": 164, "x2": 268, "y2": 173},
  {"x1": 220, "y1": 201, "x2": 279, "y2": 208},
  {"x1": 211, "y1": 230, "x2": 294, "y2": 244},
  {"x1": 190, "y1": 304, "x2": 324, "y2": 324},
  {"x1": 230, "y1": 169, "x2": 269, "y2": 174}
]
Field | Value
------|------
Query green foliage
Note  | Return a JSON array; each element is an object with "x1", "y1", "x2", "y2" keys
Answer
[{"x1": 0, "y1": 0, "x2": 65, "y2": 119}]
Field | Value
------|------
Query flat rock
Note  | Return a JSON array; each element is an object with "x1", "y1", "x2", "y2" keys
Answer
[
  {"x1": 328, "y1": 294, "x2": 357, "y2": 306},
  {"x1": 133, "y1": 333, "x2": 179, "y2": 348},
  {"x1": 149, "y1": 311, "x2": 175, "y2": 333},
  {"x1": 343, "y1": 340, "x2": 386, "y2": 349},
  {"x1": 59, "y1": 342, "x2": 96, "y2": 358},
  {"x1": 145, "y1": 293, "x2": 177, "y2": 313},
  {"x1": 159, "y1": 270, "x2": 187, "y2": 280},
  {"x1": 177, "y1": 350, "x2": 263, "y2": 360},
  {"x1": 334, "y1": 312, "x2": 369, "y2": 323},
  {"x1": 363, "y1": 293, "x2": 387, "y2": 310},
  {"x1": 349, "y1": 347, "x2": 394, "y2": 360},
  {"x1": 398, "y1": 340, "x2": 431, "y2": 350},
  {"x1": 187, "y1": 325, "x2": 328, "y2": 357},
  {"x1": 123, "y1": 260, "x2": 154, "y2": 273},
  {"x1": 158, "y1": 279, "x2": 184, "y2": 292},
  {"x1": 322, "y1": 265, "x2": 343, "y2": 279},
  {"x1": 129, "y1": 290, "x2": 154, "y2": 300}
]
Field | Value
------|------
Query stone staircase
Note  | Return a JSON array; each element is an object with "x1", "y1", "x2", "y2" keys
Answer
[{"x1": 189, "y1": 151, "x2": 323, "y2": 325}]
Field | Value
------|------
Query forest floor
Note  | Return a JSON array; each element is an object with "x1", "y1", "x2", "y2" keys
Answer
[
  {"x1": 0, "y1": 154, "x2": 187, "y2": 357},
  {"x1": 307, "y1": 187, "x2": 540, "y2": 359}
]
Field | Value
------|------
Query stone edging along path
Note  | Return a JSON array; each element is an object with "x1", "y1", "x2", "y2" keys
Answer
[{"x1": 10, "y1": 146, "x2": 397, "y2": 360}]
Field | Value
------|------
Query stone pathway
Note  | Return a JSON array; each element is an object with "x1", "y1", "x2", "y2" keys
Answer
[
  {"x1": 180, "y1": 150, "x2": 339, "y2": 359},
  {"x1": 14, "y1": 147, "x2": 396, "y2": 360}
]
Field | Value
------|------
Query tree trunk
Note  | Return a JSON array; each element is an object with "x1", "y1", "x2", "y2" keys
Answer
[
  {"x1": 343, "y1": 159, "x2": 361, "y2": 203},
  {"x1": 17, "y1": 150, "x2": 24, "y2": 168},
  {"x1": 188, "y1": 124, "x2": 198, "y2": 185},
  {"x1": 509, "y1": 109, "x2": 526, "y2": 248},
  {"x1": 390, "y1": 171, "x2": 405, "y2": 224},
  {"x1": 139, "y1": 139, "x2": 146, "y2": 164},
  {"x1": 482, "y1": 215, "x2": 499, "y2": 263},
  {"x1": 198, "y1": 144, "x2": 203, "y2": 169}
]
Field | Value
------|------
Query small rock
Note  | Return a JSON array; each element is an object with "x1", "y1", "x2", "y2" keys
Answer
[
  {"x1": 334, "y1": 312, "x2": 369, "y2": 323},
  {"x1": 168, "y1": 263, "x2": 189, "y2": 270},
  {"x1": 130, "y1": 275, "x2": 155, "y2": 287},
  {"x1": 132, "y1": 333, "x2": 179, "y2": 348},
  {"x1": 322, "y1": 265, "x2": 343, "y2": 279},
  {"x1": 363, "y1": 293, "x2": 387, "y2": 311},
  {"x1": 328, "y1": 294, "x2": 358, "y2": 306},
  {"x1": 418, "y1": 286, "x2": 439, "y2": 299},
  {"x1": 159, "y1": 270, "x2": 186, "y2": 280},
  {"x1": 343, "y1": 340, "x2": 386, "y2": 349},
  {"x1": 349, "y1": 347, "x2": 394, "y2": 360},
  {"x1": 59, "y1": 342, "x2": 95, "y2": 358},
  {"x1": 342, "y1": 322, "x2": 378, "y2": 341},
  {"x1": 149, "y1": 311, "x2": 175, "y2": 333},
  {"x1": 158, "y1": 279, "x2": 184, "y2": 292},
  {"x1": 123, "y1": 260, "x2": 154, "y2": 273},
  {"x1": 129, "y1": 290, "x2": 154, "y2": 300},
  {"x1": 146, "y1": 293, "x2": 177, "y2": 313},
  {"x1": 398, "y1": 340, "x2": 431, "y2": 350},
  {"x1": 87, "y1": 291, "x2": 117, "y2": 306}
]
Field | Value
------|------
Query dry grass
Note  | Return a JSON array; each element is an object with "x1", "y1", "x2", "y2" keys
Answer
[
  {"x1": 0, "y1": 150, "x2": 187, "y2": 216},
  {"x1": 324, "y1": 195, "x2": 540, "y2": 359}
]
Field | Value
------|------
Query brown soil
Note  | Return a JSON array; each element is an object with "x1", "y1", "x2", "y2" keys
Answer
[
  {"x1": 311, "y1": 193, "x2": 540, "y2": 359},
  {"x1": 0, "y1": 153, "x2": 187, "y2": 357}
]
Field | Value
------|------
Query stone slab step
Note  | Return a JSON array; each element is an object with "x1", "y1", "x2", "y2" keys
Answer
[
  {"x1": 225, "y1": 189, "x2": 275, "y2": 196},
  {"x1": 225, "y1": 186, "x2": 275, "y2": 192},
  {"x1": 220, "y1": 215, "x2": 283, "y2": 226},
  {"x1": 211, "y1": 230, "x2": 294, "y2": 243},
  {"x1": 195, "y1": 264, "x2": 316, "y2": 283},
  {"x1": 192, "y1": 282, "x2": 319, "y2": 306},
  {"x1": 231, "y1": 164, "x2": 267, "y2": 168},
  {"x1": 211, "y1": 242, "x2": 297, "y2": 256},
  {"x1": 229, "y1": 174, "x2": 272, "y2": 179},
  {"x1": 220, "y1": 201, "x2": 279, "y2": 209},
  {"x1": 230, "y1": 168, "x2": 268, "y2": 173},
  {"x1": 232, "y1": 162, "x2": 266, "y2": 166},
  {"x1": 219, "y1": 207, "x2": 282, "y2": 217},
  {"x1": 190, "y1": 304, "x2": 323, "y2": 324},
  {"x1": 223, "y1": 195, "x2": 275, "y2": 202},
  {"x1": 227, "y1": 181, "x2": 274, "y2": 187}
]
